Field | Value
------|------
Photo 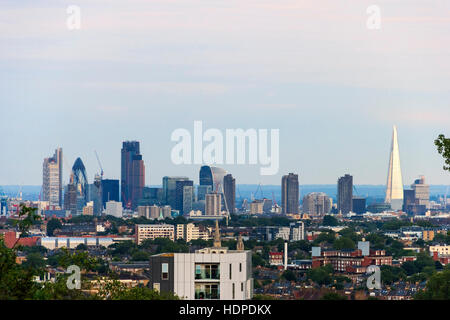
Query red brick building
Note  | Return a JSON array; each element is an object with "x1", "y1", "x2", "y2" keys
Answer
[{"x1": 312, "y1": 247, "x2": 392, "y2": 274}]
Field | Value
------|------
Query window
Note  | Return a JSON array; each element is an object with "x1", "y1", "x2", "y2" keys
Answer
[
  {"x1": 161, "y1": 263, "x2": 169, "y2": 280},
  {"x1": 229, "y1": 264, "x2": 232, "y2": 280},
  {"x1": 239, "y1": 263, "x2": 242, "y2": 272},
  {"x1": 153, "y1": 283, "x2": 160, "y2": 292},
  {"x1": 232, "y1": 283, "x2": 235, "y2": 299},
  {"x1": 195, "y1": 283, "x2": 220, "y2": 300},
  {"x1": 195, "y1": 264, "x2": 220, "y2": 280},
  {"x1": 241, "y1": 282, "x2": 244, "y2": 292}
]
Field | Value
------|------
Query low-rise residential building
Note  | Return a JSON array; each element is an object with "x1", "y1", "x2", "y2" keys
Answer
[
  {"x1": 269, "y1": 252, "x2": 283, "y2": 266},
  {"x1": 38, "y1": 236, "x2": 134, "y2": 249},
  {"x1": 176, "y1": 223, "x2": 211, "y2": 242},
  {"x1": 311, "y1": 241, "x2": 392, "y2": 273},
  {"x1": 135, "y1": 224, "x2": 175, "y2": 244}
]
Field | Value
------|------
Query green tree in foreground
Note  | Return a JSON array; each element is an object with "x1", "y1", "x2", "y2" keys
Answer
[
  {"x1": 414, "y1": 268, "x2": 450, "y2": 300},
  {"x1": 95, "y1": 280, "x2": 179, "y2": 300},
  {"x1": 435, "y1": 134, "x2": 450, "y2": 172}
]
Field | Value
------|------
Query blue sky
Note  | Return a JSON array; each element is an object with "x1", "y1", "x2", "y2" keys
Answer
[{"x1": 1, "y1": 0, "x2": 450, "y2": 185}]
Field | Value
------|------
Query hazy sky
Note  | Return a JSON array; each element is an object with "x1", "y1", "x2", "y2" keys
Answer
[{"x1": 1, "y1": 0, "x2": 450, "y2": 186}]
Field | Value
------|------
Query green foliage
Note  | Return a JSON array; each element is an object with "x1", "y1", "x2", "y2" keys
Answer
[
  {"x1": 322, "y1": 215, "x2": 339, "y2": 226},
  {"x1": 96, "y1": 280, "x2": 179, "y2": 300},
  {"x1": 380, "y1": 265, "x2": 406, "y2": 284},
  {"x1": 434, "y1": 134, "x2": 450, "y2": 172},
  {"x1": 131, "y1": 250, "x2": 150, "y2": 261},
  {"x1": 67, "y1": 215, "x2": 95, "y2": 224},
  {"x1": 12, "y1": 205, "x2": 41, "y2": 242},
  {"x1": 281, "y1": 269, "x2": 297, "y2": 282},
  {"x1": 0, "y1": 239, "x2": 37, "y2": 299},
  {"x1": 333, "y1": 237, "x2": 355, "y2": 250},
  {"x1": 46, "y1": 218, "x2": 63, "y2": 236},
  {"x1": 252, "y1": 253, "x2": 266, "y2": 267},
  {"x1": 312, "y1": 230, "x2": 336, "y2": 246},
  {"x1": 56, "y1": 248, "x2": 98, "y2": 271},
  {"x1": 33, "y1": 275, "x2": 90, "y2": 300},
  {"x1": 381, "y1": 219, "x2": 412, "y2": 231},
  {"x1": 307, "y1": 264, "x2": 333, "y2": 286},
  {"x1": 415, "y1": 268, "x2": 450, "y2": 300},
  {"x1": 21, "y1": 252, "x2": 46, "y2": 274},
  {"x1": 75, "y1": 244, "x2": 88, "y2": 251}
]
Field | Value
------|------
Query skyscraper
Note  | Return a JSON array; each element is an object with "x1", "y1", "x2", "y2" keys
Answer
[
  {"x1": 281, "y1": 173, "x2": 299, "y2": 214},
  {"x1": 206, "y1": 193, "x2": 222, "y2": 216},
  {"x1": 411, "y1": 176, "x2": 430, "y2": 208},
  {"x1": 42, "y1": 148, "x2": 63, "y2": 208},
  {"x1": 385, "y1": 125, "x2": 404, "y2": 211},
  {"x1": 175, "y1": 179, "x2": 194, "y2": 215},
  {"x1": 64, "y1": 157, "x2": 89, "y2": 215},
  {"x1": 337, "y1": 174, "x2": 353, "y2": 214},
  {"x1": 121, "y1": 141, "x2": 145, "y2": 209},
  {"x1": 163, "y1": 176, "x2": 189, "y2": 208},
  {"x1": 302, "y1": 192, "x2": 332, "y2": 216},
  {"x1": 223, "y1": 174, "x2": 236, "y2": 214},
  {"x1": 101, "y1": 179, "x2": 120, "y2": 208}
]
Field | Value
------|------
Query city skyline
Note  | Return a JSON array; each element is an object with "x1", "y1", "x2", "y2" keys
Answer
[{"x1": 2, "y1": 125, "x2": 448, "y2": 189}]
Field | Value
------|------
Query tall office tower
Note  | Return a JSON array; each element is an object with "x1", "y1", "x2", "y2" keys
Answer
[
  {"x1": 352, "y1": 197, "x2": 366, "y2": 214},
  {"x1": 337, "y1": 174, "x2": 353, "y2": 214},
  {"x1": 64, "y1": 176, "x2": 78, "y2": 215},
  {"x1": 206, "y1": 193, "x2": 222, "y2": 215},
  {"x1": 199, "y1": 165, "x2": 227, "y2": 193},
  {"x1": 411, "y1": 176, "x2": 430, "y2": 208},
  {"x1": 197, "y1": 185, "x2": 212, "y2": 201},
  {"x1": 42, "y1": 148, "x2": 63, "y2": 208},
  {"x1": 89, "y1": 174, "x2": 102, "y2": 216},
  {"x1": 403, "y1": 189, "x2": 415, "y2": 213},
  {"x1": 385, "y1": 125, "x2": 404, "y2": 211},
  {"x1": 223, "y1": 174, "x2": 236, "y2": 214},
  {"x1": 65, "y1": 158, "x2": 89, "y2": 215},
  {"x1": 163, "y1": 176, "x2": 190, "y2": 208},
  {"x1": 302, "y1": 192, "x2": 332, "y2": 216},
  {"x1": 175, "y1": 179, "x2": 194, "y2": 215},
  {"x1": 101, "y1": 179, "x2": 120, "y2": 209},
  {"x1": 281, "y1": 173, "x2": 299, "y2": 214},
  {"x1": 121, "y1": 141, "x2": 145, "y2": 209}
]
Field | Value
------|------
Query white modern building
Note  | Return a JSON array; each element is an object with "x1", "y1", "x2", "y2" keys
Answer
[
  {"x1": 105, "y1": 200, "x2": 123, "y2": 218},
  {"x1": 149, "y1": 222, "x2": 253, "y2": 300},
  {"x1": 38, "y1": 236, "x2": 134, "y2": 249}
]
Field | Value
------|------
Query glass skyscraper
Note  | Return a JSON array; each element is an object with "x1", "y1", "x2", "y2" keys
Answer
[
  {"x1": 121, "y1": 141, "x2": 145, "y2": 210},
  {"x1": 385, "y1": 125, "x2": 404, "y2": 211},
  {"x1": 281, "y1": 173, "x2": 299, "y2": 214}
]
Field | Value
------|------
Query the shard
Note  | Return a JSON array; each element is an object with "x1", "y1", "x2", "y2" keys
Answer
[{"x1": 385, "y1": 125, "x2": 404, "y2": 211}]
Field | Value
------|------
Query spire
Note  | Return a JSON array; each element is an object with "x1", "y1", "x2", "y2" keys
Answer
[
  {"x1": 237, "y1": 233, "x2": 244, "y2": 251},
  {"x1": 213, "y1": 219, "x2": 221, "y2": 248},
  {"x1": 385, "y1": 125, "x2": 404, "y2": 210}
]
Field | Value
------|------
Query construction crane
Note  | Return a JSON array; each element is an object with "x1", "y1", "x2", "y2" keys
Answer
[
  {"x1": 272, "y1": 191, "x2": 277, "y2": 206},
  {"x1": 254, "y1": 183, "x2": 264, "y2": 199},
  {"x1": 94, "y1": 150, "x2": 104, "y2": 178}
]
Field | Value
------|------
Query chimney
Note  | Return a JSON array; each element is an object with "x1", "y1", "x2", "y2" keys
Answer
[{"x1": 284, "y1": 241, "x2": 288, "y2": 270}]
